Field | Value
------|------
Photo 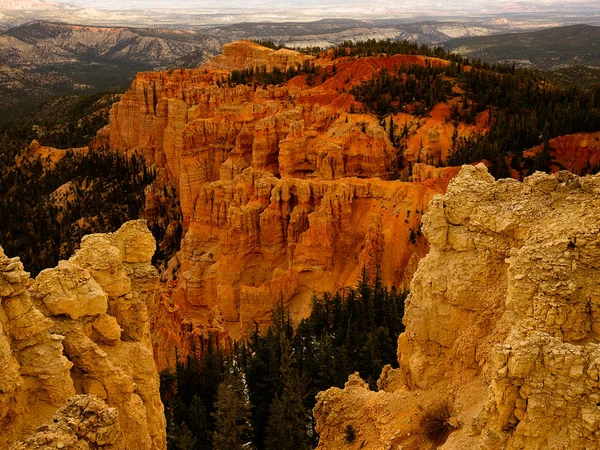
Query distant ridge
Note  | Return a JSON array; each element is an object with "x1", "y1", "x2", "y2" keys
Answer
[
  {"x1": 444, "y1": 24, "x2": 600, "y2": 70},
  {"x1": 0, "y1": 21, "x2": 220, "y2": 120}
]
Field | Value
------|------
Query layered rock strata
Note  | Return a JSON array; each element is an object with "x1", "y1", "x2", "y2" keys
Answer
[
  {"x1": 203, "y1": 40, "x2": 312, "y2": 72},
  {"x1": 99, "y1": 42, "x2": 471, "y2": 364},
  {"x1": 314, "y1": 165, "x2": 600, "y2": 450},
  {"x1": 0, "y1": 220, "x2": 166, "y2": 450}
]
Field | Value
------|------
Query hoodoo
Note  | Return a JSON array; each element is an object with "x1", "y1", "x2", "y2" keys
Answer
[
  {"x1": 314, "y1": 165, "x2": 600, "y2": 449},
  {"x1": 1, "y1": 221, "x2": 166, "y2": 450},
  {"x1": 100, "y1": 41, "x2": 475, "y2": 367}
]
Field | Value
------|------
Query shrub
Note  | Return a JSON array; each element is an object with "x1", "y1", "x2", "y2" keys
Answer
[
  {"x1": 343, "y1": 424, "x2": 356, "y2": 444},
  {"x1": 419, "y1": 400, "x2": 454, "y2": 446}
]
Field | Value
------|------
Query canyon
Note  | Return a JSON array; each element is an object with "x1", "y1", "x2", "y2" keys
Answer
[
  {"x1": 1, "y1": 36, "x2": 600, "y2": 450},
  {"x1": 98, "y1": 40, "x2": 476, "y2": 367}
]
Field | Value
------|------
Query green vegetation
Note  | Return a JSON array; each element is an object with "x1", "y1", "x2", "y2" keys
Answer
[
  {"x1": 351, "y1": 63, "x2": 452, "y2": 117},
  {"x1": 0, "y1": 148, "x2": 155, "y2": 275},
  {"x1": 332, "y1": 38, "x2": 458, "y2": 60},
  {"x1": 212, "y1": 371, "x2": 253, "y2": 450},
  {"x1": 160, "y1": 271, "x2": 407, "y2": 450},
  {"x1": 0, "y1": 91, "x2": 182, "y2": 274},
  {"x1": 419, "y1": 400, "x2": 454, "y2": 446},
  {"x1": 346, "y1": 40, "x2": 600, "y2": 178},
  {"x1": 446, "y1": 67, "x2": 600, "y2": 177},
  {"x1": 226, "y1": 60, "x2": 319, "y2": 87},
  {"x1": 443, "y1": 24, "x2": 600, "y2": 72},
  {"x1": 343, "y1": 425, "x2": 356, "y2": 444},
  {"x1": 0, "y1": 91, "x2": 119, "y2": 145},
  {"x1": 547, "y1": 66, "x2": 600, "y2": 89},
  {"x1": 250, "y1": 39, "x2": 288, "y2": 50}
]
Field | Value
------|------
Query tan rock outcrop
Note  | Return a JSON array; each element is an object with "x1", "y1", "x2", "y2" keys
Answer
[
  {"x1": 314, "y1": 165, "x2": 600, "y2": 450},
  {"x1": 10, "y1": 395, "x2": 121, "y2": 450},
  {"x1": 203, "y1": 40, "x2": 312, "y2": 72},
  {"x1": 0, "y1": 221, "x2": 166, "y2": 450},
  {"x1": 0, "y1": 246, "x2": 75, "y2": 447}
]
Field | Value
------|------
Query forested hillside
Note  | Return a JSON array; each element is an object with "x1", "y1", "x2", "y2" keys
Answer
[
  {"x1": 444, "y1": 24, "x2": 600, "y2": 70},
  {"x1": 327, "y1": 40, "x2": 600, "y2": 177},
  {"x1": 0, "y1": 92, "x2": 182, "y2": 274},
  {"x1": 161, "y1": 273, "x2": 407, "y2": 450}
]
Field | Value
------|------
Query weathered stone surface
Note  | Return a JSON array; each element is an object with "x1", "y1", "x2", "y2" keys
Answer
[
  {"x1": 10, "y1": 394, "x2": 121, "y2": 450},
  {"x1": 314, "y1": 166, "x2": 600, "y2": 450},
  {"x1": 203, "y1": 40, "x2": 312, "y2": 72},
  {"x1": 1, "y1": 221, "x2": 166, "y2": 450},
  {"x1": 32, "y1": 261, "x2": 108, "y2": 320},
  {"x1": 0, "y1": 247, "x2": 75, "y2": 448},
  {"x1": 102, "y1": 41, "x2": 466, "y2": 367}
]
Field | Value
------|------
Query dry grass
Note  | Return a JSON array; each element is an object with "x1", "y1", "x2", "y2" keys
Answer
[{"x1": 419, "y1": 400, "x2": 454, "y2": 446}]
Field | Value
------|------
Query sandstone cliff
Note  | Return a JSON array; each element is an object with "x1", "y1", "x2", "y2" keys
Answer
[
  {"x1": 99, "y1": 41, "x2": 473, "y2": 367},
  {"x1": 523, "y1": 131, "x2": 600, "y2": 176},
  {"x1": 1, "y1": 220, "x2": 166, "y2": 450},
  {"x1": 203, "y1": 40, "x2": 312, "y2": 72},
  {"x1": 314, "y1": 165, "x2": 600, "y2": 450}
]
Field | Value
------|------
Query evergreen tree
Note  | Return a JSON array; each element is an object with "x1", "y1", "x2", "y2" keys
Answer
[
  {"x1": 171, "y1": 423, "x2": 198, "y2": 450},
  {"x1": 213, "y1": 371, "x2": 253, "y2": 450},
  {"x1": 187, "y1": 395, "x2": 210, "y2": 450},
  {"x1": 265, "y1": 337, "x2": 310, "y2": 450},
  {"x1": 162, "y1": 274, "x2": 408, "y2": 450}
]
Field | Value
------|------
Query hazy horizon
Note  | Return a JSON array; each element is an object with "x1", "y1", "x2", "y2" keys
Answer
[
  {"x1": 25, "y1": 0, "x2": 600, "y2": 14},
  {"x1": 1, "y1": 0, "x2": 598, "y2": 27}
]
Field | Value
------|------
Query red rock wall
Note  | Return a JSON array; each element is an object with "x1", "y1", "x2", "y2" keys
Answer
[{"x1": 103, "y1": 42, "x2": 461, "y2": 367}]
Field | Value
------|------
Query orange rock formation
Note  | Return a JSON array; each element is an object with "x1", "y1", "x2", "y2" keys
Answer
[
  {"x1": 524, "y1": 131, "x2": 600, "y2": 175},
  {"x1": 98, "y1": 41, "x2": 477, "y2": 367}
]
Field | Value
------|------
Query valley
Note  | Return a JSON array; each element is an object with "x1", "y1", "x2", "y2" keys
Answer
[
  {"x1": 1, "y1": 20, "x2": 598, "y2": 121},
  {"x1": 0, "y1": 25, "x2": 599, "y2": 450},
  {"x1": 444, "y1": 23, "x2": 600, "y2": 70}
]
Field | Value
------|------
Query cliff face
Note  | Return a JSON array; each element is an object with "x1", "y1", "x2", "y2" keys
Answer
[
  {"x1": 203, "y1": 40, "x2": 312, "y2": 72},
  {"x1": 523, "y1": 131, "x2": 600, "y2": 175},
  {"x1": 314, "y1": 165, "x2": 600, "y2": 450},
  {"x1": 100, "y1": 41, "x2": 469, "y2": 366},
  {"x1": 1, "y1": 220, "x2": 166, "y2": 450}
]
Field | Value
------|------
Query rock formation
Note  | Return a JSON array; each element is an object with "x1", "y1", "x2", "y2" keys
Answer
[
  {"x1": 0, "y1": 220, "x2": 166, "y2": 450},
  {"x1": 523, "y1": 131, "x2": 600, "y2": 176},
  {"x1": 203, "y1": 40, "x2": 312, "y2": 72},
  {"x1": 98, "y1": 41, "x2": 475, "y2": 367},
  {"x1": 10, "y1": 395, "x2": 122, "y2": 450},
  {"x1": 314, "y1": 165, "x2": 600, "y2": 450}
]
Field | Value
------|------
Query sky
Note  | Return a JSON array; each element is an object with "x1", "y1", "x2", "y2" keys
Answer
[{"x1": 51, "y1": 0, "x2": 600, "y2": 13}]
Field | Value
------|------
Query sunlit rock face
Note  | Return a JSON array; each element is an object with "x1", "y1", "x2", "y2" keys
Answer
[
  {"x1": 1, "y1": 220, "x2": 166, "y2": 450},
  {"x1": 314, "y1": 165, "x2": 600, "y2": 450},
  {"x1": 102, "y1": 41, "x2": 468, "y2": 367}
]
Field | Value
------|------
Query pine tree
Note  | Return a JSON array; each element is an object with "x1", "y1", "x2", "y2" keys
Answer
[
  {"x1": 171, "y1": 423, "x2": 197, "y2": 450},
  {"x1": 213, "y1": 371, "x2": 253, "y2": 450},
  {"x1": 265, "y1": 334, "x2": 310, "y2": 450},
  {"x1": 187, "y1": 395, "x2": 210, "y2": 450}
]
